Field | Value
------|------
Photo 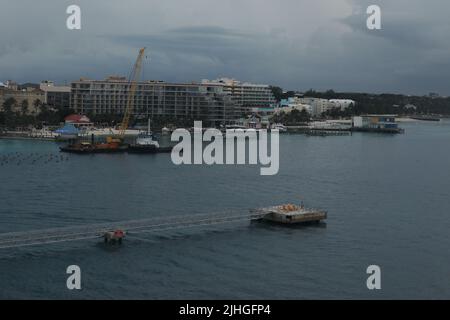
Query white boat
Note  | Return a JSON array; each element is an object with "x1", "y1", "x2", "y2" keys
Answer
[
  {"x1": 79, "y1": 127, "x2": 142, "y2": 137},
  {"x1": 30, "y1": 127, "x2": 60, "y2": 138},
  {"x1": 271, "y1": 123, "x2": 287, "y2": 132},
  {"x1": 135, "y1": 119, "x2": 159, "y2": 148},
  {"x1": 128, "y1": 119, "x2": 161, "y2": 153}
]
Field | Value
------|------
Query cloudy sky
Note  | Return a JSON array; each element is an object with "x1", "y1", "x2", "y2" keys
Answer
[{"x1": 1, "y1": 0, "x2": 449, "y2": 95}]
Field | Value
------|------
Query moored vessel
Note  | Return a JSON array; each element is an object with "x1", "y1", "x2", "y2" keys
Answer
[
  {"x1": 128, "y1": 118, "x2": 162, "y2": 153},
  {"x1": 60, "y1": 139, "x2": 128, "y2": 154}
]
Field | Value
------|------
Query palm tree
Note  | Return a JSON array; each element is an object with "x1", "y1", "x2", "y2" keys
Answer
[
  {"x1": 33, "y1": 99, "x2": 42, "y2": 114},
  {"x1": 2, "y1": 97, "x2": 17, "y2": 113},
  {"x1": 21, "y1": 100, "x2": 29, "y2": 115}
]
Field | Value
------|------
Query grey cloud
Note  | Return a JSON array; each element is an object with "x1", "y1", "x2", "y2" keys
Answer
[
  {"x1": 342, "y1": 0, "x2": 450, "y2": 49},
  {"x1": 0, "y1": 0, "x2": 449, "y2": 95}
]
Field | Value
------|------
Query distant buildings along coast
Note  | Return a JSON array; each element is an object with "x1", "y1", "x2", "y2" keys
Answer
[
  {"x1": 274, "y1": 96, "x2": 356, "y2": 117},
  {"x1": 1, "y1": 77, "x2": 277, "y2": 126},
  {"x1": 0, "y1": 80, "x2": 70, "y2": 114},
  {"x1": 1, "y1": 75, "x2": 376, "y2": 124}
]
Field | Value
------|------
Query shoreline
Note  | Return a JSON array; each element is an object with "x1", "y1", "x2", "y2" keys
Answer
[{"x1": 0, "y1": 135, "x2": 58, "y2": 142}]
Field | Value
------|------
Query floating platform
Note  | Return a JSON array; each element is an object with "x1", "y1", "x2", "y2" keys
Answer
[{"x1": 253, "y1": 204, "x2": 327, "y2": 224}]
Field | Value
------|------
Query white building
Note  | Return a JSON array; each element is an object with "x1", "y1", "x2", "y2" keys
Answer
[
  {"x1": 277, "y1": 97, "x2": 312, "y2": 114},
  {"x1": 201, "y1": 78, "x2": 276, "y2": 112},
  {"x1": 404, "y1": 104, "x2": 417, "y2": 111},
  {"x1": 291, "y1": 97, "x2": 356, "y2": 116},
  {"x1": 297, "y1": 97, "x2": 331, "y2": 116},
  {"x1": 328, "y1": 99, "x2": 355, "y2": 111}
]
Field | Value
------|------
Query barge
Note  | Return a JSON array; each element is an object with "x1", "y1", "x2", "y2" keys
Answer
[
  {"x1": 60, "y1": 141, "x2": 128, "y2": 154},
  {"x1": 252, "y1": 203, "x2": 327, "y2": 224},
  {"x1": 60, "y1": 141, "x2": 173, "y2": 154}
]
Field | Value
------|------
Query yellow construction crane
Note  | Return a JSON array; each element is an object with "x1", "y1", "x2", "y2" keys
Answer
[
  {"x1": 62, "y1": 48, "x2": 147, "y2": 153},
  {"x1": 118, "y1": 47, "x2": 146, "y2": 137}
]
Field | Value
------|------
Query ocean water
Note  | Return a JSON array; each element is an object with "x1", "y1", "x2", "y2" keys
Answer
[{"x1": 0, "y1": 120, "x2": 449, "y2": 299}]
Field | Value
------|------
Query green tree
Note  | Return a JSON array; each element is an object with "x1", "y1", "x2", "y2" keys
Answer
[
  {"x1": 21, "y1": 100, "x2": 29, "y2": 115},
  {"x1": 270, "y1": 86, "x2": 284, "y2": 102},
  {"x1": 33, "y1": 99, "x2": 42, "y2": 114},
  {"x1": 270, "y1": 86, "x2": 296, "y2": 102},
  {"x1": 271, "y1": 109, "x2": 311, "y2": 125},
  {"x1": 0, "y1": 112, "x2": 5, "y2": 126},
  {"x1": 2, "y1": 97, "x2": 17, "y2": 113}
]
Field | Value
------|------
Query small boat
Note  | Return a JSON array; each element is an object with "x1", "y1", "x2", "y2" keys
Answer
[
  {"x1": 271, "y1": 123, "x2": 288, "y2": 132},
  {"x1": 128, "y1": 133, "x2": 160, "y2": 153},
  {"x1": 128, "y1": 119, "x2": 172, "y2": 153},
  {"x1": 103, "y1": 229, "x2": 125, "y2": 244}
]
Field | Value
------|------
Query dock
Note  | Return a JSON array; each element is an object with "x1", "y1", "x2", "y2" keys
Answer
[
  {"x1": 351, "y1": 127, "x2": 405, "y2": 134},
  {"x1": 285, "y1": 126, "x2": 352, "y2": 135},
  {"x1": 0, "y1": 205, "x2": 327, "y2": 250},
  {"x1": 0, "y1": 211, "x2": 261, "y2": 249},
  {"x1": 306, "y1": 129, "x2": 351, "y2": 137}
]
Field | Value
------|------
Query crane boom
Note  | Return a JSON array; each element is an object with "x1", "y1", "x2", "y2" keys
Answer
[{"x1": 119, "y1": 47, "x2": 146, "y2": 137}]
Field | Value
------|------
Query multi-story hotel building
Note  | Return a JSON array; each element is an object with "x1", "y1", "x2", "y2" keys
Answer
[
  {"x1": 70, "y1": 77, "x2": 241, "y2": 125},
  {"x1": 40, "y1": 81, "x2": 71, "y2": 109},
  {"x1": 201, "y1": 78, "x2": 276, "y2": 112}
]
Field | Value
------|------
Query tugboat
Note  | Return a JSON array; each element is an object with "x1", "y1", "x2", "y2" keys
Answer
[{"x1": 128, "y1": 119, "x2": 167, "y2": 153}]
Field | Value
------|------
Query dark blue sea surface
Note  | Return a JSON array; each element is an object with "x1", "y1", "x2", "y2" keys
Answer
[{"x1": 0, "y1": 120, "x2": 449, "y2": 299}]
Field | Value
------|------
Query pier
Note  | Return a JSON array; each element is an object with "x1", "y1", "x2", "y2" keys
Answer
[
  {"x1": 285, "y1": 126, "x2": 352, "y2": 135},
  {"x1": 0, "y1": 206, "x2": 327, "y2": 249},
  {"x1": 306, "y1": 129, "x2": 351, "y2": 136}
]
